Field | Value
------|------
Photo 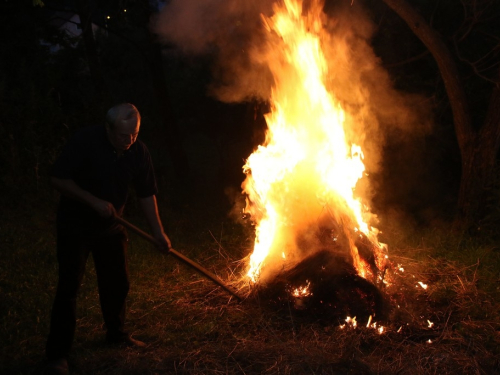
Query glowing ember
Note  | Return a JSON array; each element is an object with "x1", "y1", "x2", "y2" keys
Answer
[
  {"x1": 345, "y1": 316, "x2": 357, "y2": 328},
  {"x1": 417, "y1": 281, "x2": 428, "y2": 290},
  {"x1": 366, "y1": 315, "x2": 372, "y2": 327},
  {"x1": 365, "y1": 315, "x2": 384, "y2": 333},
  {"x1": 291, "y1": 280, "x2": 312, "y2": 297},
  {"x1": 242, "y1": 0, "x2": 386, "y2": 283}
]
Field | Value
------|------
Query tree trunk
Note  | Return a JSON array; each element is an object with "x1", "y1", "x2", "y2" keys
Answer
[
  {"x1": 380, "y1": 0, "x2": 500, "y2": 226},
  {"x1": 459, "y1": 134, "x2": 497, "y2": 225},
  {"x1": 459, "y1": 68, "x2": 500, "y2": 222},
  {"x1": 380, "y1": 0, "x2": 473, "y2": 146}
]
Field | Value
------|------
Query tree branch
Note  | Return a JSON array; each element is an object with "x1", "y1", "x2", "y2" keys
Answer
[
  {"x1": 384, "y1": 49, "x2": 430, "y2": 68},
  {"x1": 380, "y1": 0, "x2": 474, "y2": 153}
]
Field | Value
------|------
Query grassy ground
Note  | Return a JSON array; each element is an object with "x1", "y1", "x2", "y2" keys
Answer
[{"x1": 1, "y1": 191, "x2": 500, "y2": 374}]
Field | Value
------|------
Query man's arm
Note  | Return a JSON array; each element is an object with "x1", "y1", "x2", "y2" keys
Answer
[
  {"x1": 138, "y1": 195, "x2": 172, "y2": 253},
  {"x1": 50, "y1": 177, "x2": 116, "y2": 218}
]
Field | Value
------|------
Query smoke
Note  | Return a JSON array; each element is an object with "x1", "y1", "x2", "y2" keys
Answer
[
  {"x1": 321, "y1": 2, "x2": 433, "y2": 174},
  {"x1": 153, "y1": 0, "x2": 275, "y2": 102},
  {"x1": 154, "y1": 0, "x2": 432, "y2": 167}
]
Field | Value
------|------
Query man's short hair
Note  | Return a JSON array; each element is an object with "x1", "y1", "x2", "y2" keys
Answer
[{"x1": 106, "y1": 103, "x2": 141, "y2": 129}]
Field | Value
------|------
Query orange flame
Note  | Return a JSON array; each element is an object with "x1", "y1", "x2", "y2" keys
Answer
[{"x1": 242, "y1": 0, "x2": 386, "y2": 283}]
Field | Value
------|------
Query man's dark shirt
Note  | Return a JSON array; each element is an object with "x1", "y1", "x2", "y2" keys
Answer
[{"x1": 52, "y1": 125, "x2": 158, "y2": 234}]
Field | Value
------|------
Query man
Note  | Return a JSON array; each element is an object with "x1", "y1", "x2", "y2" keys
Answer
[{"x1": 45, "y1": 103, "x2": 171, "y2": 374}]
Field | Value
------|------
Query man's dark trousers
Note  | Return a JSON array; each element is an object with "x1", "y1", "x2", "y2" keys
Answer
[{"x1": 46, "y1": 227, "x2": 129, "y2": 360}]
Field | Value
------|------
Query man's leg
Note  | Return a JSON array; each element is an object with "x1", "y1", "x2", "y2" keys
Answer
[
  {"x1": 92, "y1": 230, "x2": 130, "y2": 340},
  {"x1": 46, "y1": 230, "x2": 89, "y2": 361}
]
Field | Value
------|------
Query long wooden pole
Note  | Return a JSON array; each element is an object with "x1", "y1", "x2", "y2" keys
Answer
[{"x1": 115, "y1": 217, "x2": 243, "y2": 301}]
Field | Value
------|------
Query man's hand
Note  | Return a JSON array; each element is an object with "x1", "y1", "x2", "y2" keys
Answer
[
  {"x1": 51, "y1": 177, "x2": 116, "y2": 218},
  {"x1": 90, "y1": 198, "x2": 116, "y2": 218},
  {"x1": 153, "y1": 231, "x2": 173, "y2": 255}
]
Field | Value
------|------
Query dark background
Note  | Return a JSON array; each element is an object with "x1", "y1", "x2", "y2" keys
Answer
[{"x1": 1, "y1": 0, "x2": 498, "y2": 229}]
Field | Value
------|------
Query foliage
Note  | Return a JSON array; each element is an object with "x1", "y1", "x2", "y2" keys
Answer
[
  {"x1": 368, "y1": 0, "x2": 500, "y2": 227},
  {"x1": 0, "y1": 3, "x2": 105, "y2": 209}
]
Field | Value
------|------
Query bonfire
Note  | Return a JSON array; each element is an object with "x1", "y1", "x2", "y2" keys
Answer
[{"x1": 240, "y1": 0, "x2": 390, "y2": 321}]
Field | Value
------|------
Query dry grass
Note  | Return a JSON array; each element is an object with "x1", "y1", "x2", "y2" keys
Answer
[{"x1": 1, "y1": 202, "x2": 500, "y2": 374}]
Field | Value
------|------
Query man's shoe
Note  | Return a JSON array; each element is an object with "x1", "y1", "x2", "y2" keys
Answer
[
  {"x1": 44, "y1": 357, "x2": 69, "y2": 375},
  {"x1": 106, "y1": 333, "x2": 146, "y2": 348}
]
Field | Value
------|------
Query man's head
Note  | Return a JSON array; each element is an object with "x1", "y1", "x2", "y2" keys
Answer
[{"x1": 105, "y1": 103, "x2": 141, "y2": 153}]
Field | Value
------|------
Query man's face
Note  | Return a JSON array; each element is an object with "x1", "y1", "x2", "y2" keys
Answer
[{"x1": 107, "y1": 116, "x2": 140, "y2": 153}]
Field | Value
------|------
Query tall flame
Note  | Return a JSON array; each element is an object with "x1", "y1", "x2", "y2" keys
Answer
[{"x1": 242, "y1": 0, "x2": 385, "y2": 283}]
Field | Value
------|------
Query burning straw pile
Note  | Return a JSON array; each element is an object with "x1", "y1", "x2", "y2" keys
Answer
[
  {"x1": 248, "y1": 228, "x2": 388, "y2": 323},
  {"x1": 232, "y1": 0, "x2": 393, "y2": 324},
  {"x1": 253, "y1": 249, "x2": 386, "y2": 320}
]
